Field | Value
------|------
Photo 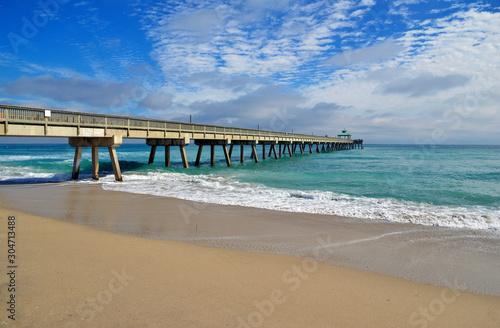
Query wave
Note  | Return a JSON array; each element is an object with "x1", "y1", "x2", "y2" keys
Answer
[{"x1": 98, "y1": 172, "x2": 500, "y2": 231}]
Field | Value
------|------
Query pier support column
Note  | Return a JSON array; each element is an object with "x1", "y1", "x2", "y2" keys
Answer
[
  {"x1": 92, "y1": 147, "x2": 99, "y2": 180},
  {"x1": 69, "y1": 135, "x2": 123, "y2": 181},
  {"x1": 180, "y1": 145, "x2": 189, "y2": 168},
  {"x1": 262, "y1": 144, "x2": 266, "y2": 160},
  {"x1": 71, "y1": 146, "x2": 83, "y2": 180},
  {"x1": 193, "y1": 139, "x2": 231, "y2": 166},
  {"x1": 287, "y1": 144, "x2": 292, "y2": 157},
  {"x1": 165, "y1": 145, "x2": 170, "y2": 167},
  {"x1": 230, "y1": 141, "x2": 258, "y2": 164},
  {"x1": 322, "y1": 144, "x2": 326, "y2": 152},
  {"x1": 210, "y1": 145, "x2": 215, "y2": 166},
  {"x1": 300, "y1": 144, "x2": 304, "y2": 154},
  {"x1": 271, "y1": 144, "x2": 278, "y2": 159},
  {"x1": 223, "y1": 145, "x2": 231, "y2": 167},
  {"x1": 195, "y1": 145, "x2": 203, "y2": 166},
  {"x1": 251, "y1": 144, "x2": 259, "y2": 163},
  {"x1": 148, "y1": 145, "x2": 157, "y2": 164},
  {"x1": 309, "y1": 144, "x2": 313, "y2": 153},
  {"x1": 147, "y1": 137, "x2": 191, "y2": 168},
  {"x1": 108, "y1": 147, "x2": 123, "y2": 181}
]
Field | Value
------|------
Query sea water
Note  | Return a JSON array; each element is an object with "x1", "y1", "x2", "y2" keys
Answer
[{"x1": 1, "y1": 143, "x2": 499, "y2": 231}]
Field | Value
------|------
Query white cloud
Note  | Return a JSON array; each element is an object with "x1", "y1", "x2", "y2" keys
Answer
[
  {"x1": 143, "y1": 0, "x2": 366, "y2": 79},
  {"x1": 361, "y1": 0, "x2": 376, "y2": 7},
  {"x1": 378, "y1": 73, "x2": 471, "y2": 97},
  {"x1": 4, "y1": 75, "x2": 136, "y2": 107},
  {"x1": 139, "y1": 91, "x2": 173, "y2": 110},
  {"x1": 325, "y1": 38, "x2": 404, "y2": 66}
]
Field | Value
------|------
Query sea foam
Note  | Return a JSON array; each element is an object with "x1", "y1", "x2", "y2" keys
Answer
[{"x1": 99, "y1": 172, "x2": 500, "y2": 231}]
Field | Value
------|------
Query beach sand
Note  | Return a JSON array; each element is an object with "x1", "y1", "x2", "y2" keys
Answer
[{"x1": 1, "y1": 185, "x2": 500, "y2": 327}]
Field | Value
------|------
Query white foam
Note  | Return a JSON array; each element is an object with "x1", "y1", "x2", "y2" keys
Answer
[
  {"x1": 99, "y1": 172, "x2": 500, "y2": 231},
  {"x1": 0, "y1": 165, "x2": 71, "y2": 182},
  {"x1": 0, "y1": 154, "x2": 68, "y2": 161}
]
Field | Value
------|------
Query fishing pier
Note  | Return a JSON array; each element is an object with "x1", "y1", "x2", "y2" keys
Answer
[{"x1": 0, "y1": 105, "x2": 363, "y2": 181}]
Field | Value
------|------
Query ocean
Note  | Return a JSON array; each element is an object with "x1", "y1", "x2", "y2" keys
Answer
[{"x1": 1, "y1": 143, "x2": 499, "y2": 232}]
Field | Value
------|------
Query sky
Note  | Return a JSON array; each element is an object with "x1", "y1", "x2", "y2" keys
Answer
[{"x1": 0, "y1": 0, "x2": 499, "y2": 144}]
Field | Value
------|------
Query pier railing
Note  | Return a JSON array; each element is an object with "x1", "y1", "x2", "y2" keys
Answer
[{"x1": 0, "y1": 104, "x2": 345, "y2": 142}]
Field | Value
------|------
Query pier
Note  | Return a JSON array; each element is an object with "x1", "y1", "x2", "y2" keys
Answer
[{"x1": 0, "y1": 105, "x2": 363, "y2": 181}]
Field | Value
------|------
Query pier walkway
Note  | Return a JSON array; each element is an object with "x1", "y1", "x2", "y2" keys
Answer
[{"x1": 0, "y1": 105, "x2": 363, "y2": 181}]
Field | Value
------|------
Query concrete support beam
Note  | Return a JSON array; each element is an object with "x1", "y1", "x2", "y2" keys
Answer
[
  {"x1": 194, "y1": 139, "x2": 230, "y2": 146},
  {"x1": 195, "y1": 145, "x2": 203, "y2": 166},
  {"x1": 108, "y1": 147, "x2": 123, "y2": 182},
  {"x1": 69, "y1": 135, "x2": 122, "y2": 147},
  {"x1": 271, "y1": 144, "x2": 278, "y2": 159},
  {"x1": 229, "y1": 144, "x2": 234, "y2": 158},
  {"x1": 180, "y1": 145, "x2": 189, "y2": 168},
  {"x1": 69, "y1": 136, "x2": 122, "y2": 182},
  {"x1": 223, "y1": 145, "x2": 231, "y2": 167},
  {"x1": 71, "y1": 147, "x2": 82, "y2": 180},
  {"x1": 147, "y1": 137, "x2": 190, "y2": 146},
  {"x1": 230, "y1": 140, "x2": 258, "y2": 145},
  {"x1": 240, "y1": 145, "x2": 244, "y2": 163},
  {"x1": 165, "y1": 145, "x2": 170, "y2": 167},
  {"x1": 148, "y1": 145, "x2": 157, "y2": 164},
  {"x1": 262, "y1": 144, "x2": 266, "y2": 160},
  {"x1": 148, "y1": 138, "x2": 190, "y2": 168},
  {"x1": 92, "y1": 147, "x2": 99, "y2": 180},
  {"x1": 251, "y1": 144, "x2": 259, "y2": 163},
  {"x1": 287, "y1": 144, "x2": 292, "y2": 157},
  {"x1": 211, "y1": 145, "x2": 215, "y2": 166}
]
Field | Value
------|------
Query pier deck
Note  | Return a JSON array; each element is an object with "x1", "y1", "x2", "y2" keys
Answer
[{"x1": 0, "y1": 105, "x2": 363, "y2": 181}]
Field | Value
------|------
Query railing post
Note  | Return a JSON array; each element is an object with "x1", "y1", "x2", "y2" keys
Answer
[
  {"x1": 4, "y1": 108, "x2": 8, "y2": 134},
  {"x1": 77, "y1": 115, "x2": 81, "y2": 136}
]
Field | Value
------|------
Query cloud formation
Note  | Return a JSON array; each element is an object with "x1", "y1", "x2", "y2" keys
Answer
[
  {"x1": 324, "y1": 38, "x2": 405, "y2": 66},
  {"x1": 139, "y1": 91, "x2": 173, "y2": 111},
  {"x1": 380, "y1": 73, "x2": 470, "y2": 97},
  {"x1": 5, "y1": 75, "x2": 136, "y2": 107},
  {"x1": 1, "y1": 1, "x2": 499, "y2": 143}
]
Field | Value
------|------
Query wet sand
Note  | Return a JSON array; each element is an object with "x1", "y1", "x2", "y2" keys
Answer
[
  {"x1": 0, "y1": 183, "x2": 500, "y2": 327},
  {"x1": 1, "y1": 183, "x2": 500, "y2": 297}
]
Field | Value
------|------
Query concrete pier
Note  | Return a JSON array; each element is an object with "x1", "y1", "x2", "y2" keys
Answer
[
  {"x1": 69, "y1": 135, "x2": 123, "y2": 181},
  {"x1": 0, "y1": 105, "x2": 364, "y2": 181}
]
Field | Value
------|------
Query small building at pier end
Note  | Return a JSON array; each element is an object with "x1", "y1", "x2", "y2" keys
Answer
[{"x1": 337, "y1": 129, "x2": 351, "y2": 139}]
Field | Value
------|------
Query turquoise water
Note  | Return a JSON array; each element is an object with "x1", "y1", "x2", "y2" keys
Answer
[{"x1": 1, "y1": 143, "x2": 499, "y2": 230}]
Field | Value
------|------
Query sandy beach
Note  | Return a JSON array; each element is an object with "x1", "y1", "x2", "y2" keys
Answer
[{"x1": 1, "y1": 184, "x2": 500, "y2": 327}]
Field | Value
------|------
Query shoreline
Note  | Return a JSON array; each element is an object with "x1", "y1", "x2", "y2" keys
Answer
[
  {"x1": 1, "y1": 182, "x2": 500, "y2": 297},
  {"x1": 1, "y1": 202, "x2": 500, "y2": 327}
]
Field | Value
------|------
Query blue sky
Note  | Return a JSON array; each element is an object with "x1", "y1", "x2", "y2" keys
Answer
[{"x1": 0, "y1": 0, "x2": 499, "y2": 143}]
